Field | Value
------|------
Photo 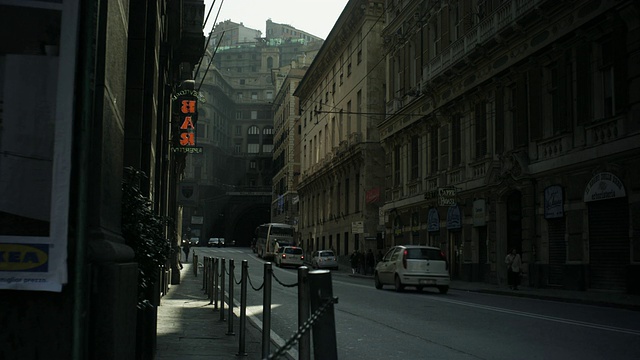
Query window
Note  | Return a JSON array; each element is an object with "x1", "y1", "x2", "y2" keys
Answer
[
  {"x1": 235, "y1": 125, "x2": 242, "y2": 135},
  {"x1": 439, "y1": 124, "x2": 449, "y2": 170},
  {"x1": 344, "y1": 178, "x2": 350, "y2": 214},
  {"x1": 237, "y1": 92, "x2": 243, "y2": 99},
  {"x1": 266, "y1": 91, "x2": 273, "y2": 100},
  {"x1": 411, "y1": 136, "x2": 419, "y2": 179},
  {"x1": 234, "y1": 144, "x2": 241, "y2": 153},
  {"x1": 247, "y1": 144, "x2": 260, "y2": 153},
  {"x1": 248, "y1": 126, "x2": 260, "y2": 135},
  {"x1": 354, "y1": 173, "x2": 360, "y2": 212},
  {"x1": 394, "y1": 145, "x2": 402, "y2": 185},
  {"x1": 451, "y1": 115, "x2": 461, "y2": 166},
  {"x1": 357, "y1": 48, "x2": 362, "y2": 64},
  {"x1": 239, "y1": 79, "x2": 245, "y2": 85},
  {"x1": 251, "y1": 111, "x2": 258, "y2": 119},
  {"x1": 599, "y1": 38, "x2": 614, "y2": 118},
  {"x1": 250, "y1": 160, "x2": 256, "y2": 169},
  {"x1": 251, "y1": 92, "x2": 258, "y2": 100},
  {"x1": 475, "y1": 102, "x2": 487, "y2": 159},
  {"x1": 430, "y1": 128, "x2": 438, "y2": 174}
]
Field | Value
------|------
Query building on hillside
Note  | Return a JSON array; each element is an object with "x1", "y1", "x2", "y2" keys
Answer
[
  {"x1": 379, "y1": 0, "x2": 640, "y2": 293},
  {"x1": 295, "y1": 0, "x2": 386, "y2": 259},
  {"x1": 211, "y1": 19, "x2": 262, "y2": 46},
  {"x1": 266, "y1": 19, "x2": 324, "y2": 43}
]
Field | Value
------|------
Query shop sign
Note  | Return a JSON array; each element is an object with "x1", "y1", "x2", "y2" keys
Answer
[
  {"x1": 439, "y1": 187, "x2": 456, "y2": 206},
  {"x1": 427, "y1": 208, "x2": 440, "y2": 232},
  {"x1": 583, "y1": 172, "x2": 626, "y2": 202},
  {"x1": 173, "y1": 92, "x2": 202, "y2": 154},
  {"x1": 446, "y1": 206, "x2": 461, "y2": 230},
  {"x1": 544, "y1": 185, "x2": 564, "y2": 218},
  {"x1": 472, "y1": 199, "x2": 486, "y2": 226}
]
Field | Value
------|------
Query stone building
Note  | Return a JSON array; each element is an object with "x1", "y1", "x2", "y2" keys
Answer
[
  {"x1": 295, "y1": 0, "x2": 386, "y2": 259},
  {"x1": 271, "y1": 46, "x2": 322, "y2": 228},
  {"x1": 0, "y1": 0, "x2": 204, "y2": 358},
  {"x1": 182, "y1": 21, "x2": 326, "y2": 246},
  {"x1": 379, "y1": 0, "x2": 640, "y2": 293}
]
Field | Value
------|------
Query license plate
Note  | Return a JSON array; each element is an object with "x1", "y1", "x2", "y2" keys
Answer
[{"x1": 420, "y1": 279, "x2": 436, "y2": 285}]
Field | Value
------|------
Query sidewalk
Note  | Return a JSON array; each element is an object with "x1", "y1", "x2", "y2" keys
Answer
[
  {"x1": 156, "y1": 262, "x2": 265, "y2": 360},
  {"x1": 350, "y1": 272, "x2": 640, "y2": 312}
]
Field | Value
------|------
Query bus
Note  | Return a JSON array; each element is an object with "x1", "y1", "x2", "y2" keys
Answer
[{"x1": 255, "y1": 223, "x2": 296, "y2": 260}]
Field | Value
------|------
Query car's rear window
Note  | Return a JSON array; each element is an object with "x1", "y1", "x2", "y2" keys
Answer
[
  {"x1": 285, "y1": 247, "x2": 303, "y2": 255},
  {"x1": 406, "y1": 248, "x2": 445, "y2": 260},
  {"x1": 320, "y1": 251, "x2": 334, "y2": 257}
]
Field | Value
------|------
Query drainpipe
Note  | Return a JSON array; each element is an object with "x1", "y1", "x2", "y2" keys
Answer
[{"x1": 72, "y1": 0, "x2": 97, "y2": 359}]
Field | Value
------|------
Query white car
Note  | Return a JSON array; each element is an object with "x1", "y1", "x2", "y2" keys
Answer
[
  {"x1": 374, "y1": 245, "x2": 450, "y2": 294},
  {"x1": 311, "y1": 250, "x2": 338, "y2": 270},
  {"x1": 275, "y1": 246, "x2": 305, "y2": 268},
  {"x1": 207, "y1": 237, "x2": 219, "y2": 247}
]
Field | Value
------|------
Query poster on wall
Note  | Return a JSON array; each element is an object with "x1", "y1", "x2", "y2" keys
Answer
[
  {"x1": 0, "y1": 2, "x2": 79, "y2": 291},
  {"x1": 544, "y1": 185, "x2": 564, "y2": 219}
]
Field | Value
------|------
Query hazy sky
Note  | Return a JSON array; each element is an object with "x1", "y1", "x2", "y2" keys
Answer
[{"x1": 203, "y1": 0, "x2": 350, "y2": 40}]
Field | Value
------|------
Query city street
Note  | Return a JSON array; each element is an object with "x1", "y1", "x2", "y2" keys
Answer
[{"x1": 194, "y1": 247, "x2": 640, "y2": 360}]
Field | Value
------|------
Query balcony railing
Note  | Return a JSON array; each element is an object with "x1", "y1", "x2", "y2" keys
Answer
[{"x1": 423, "y1": 0, "x2": 542, "y2": 83}]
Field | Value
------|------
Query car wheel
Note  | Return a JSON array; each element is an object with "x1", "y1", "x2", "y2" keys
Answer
[
  {"x1": 416, "y1": 286, "x2": 424, "y2": 292},
  {"x1": 374, "y1": 273, "x2": 383, "y2": 289},
  {"x1": 394, "y1": 275, "x2": 404, "y2": 292},
  {"x1": 438, "y1": 286, "x2": 449, "y2": 294}
]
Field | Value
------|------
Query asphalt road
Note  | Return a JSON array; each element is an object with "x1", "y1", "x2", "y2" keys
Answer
[{"x1": 197, "y1": 247, "x2": 640, "y2": 360}]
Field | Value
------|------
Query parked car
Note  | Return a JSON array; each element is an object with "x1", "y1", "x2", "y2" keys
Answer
[
  {"x1": 207, "y1": 237, "x2": 219, "y2": 247},
  {"x1": 219, "y1": 237, "x2": 225, "y2": 247},
  {"x1": 275, "y1": 246, "x2": 305, "y2": 268},
  {"x1": 374, "y1": 245, "x2": 450, "y2": 294},
  {"x1": 311, "y1": 250, "x2": 338, "y2": 270},
  {"x1": 190, "y1": 237, "x2": 200, "y2": 246}
]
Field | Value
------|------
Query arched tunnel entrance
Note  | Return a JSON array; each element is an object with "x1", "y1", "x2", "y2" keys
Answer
[{"x1": 226, "y1": 202, "x2": 270, "y2": 247}]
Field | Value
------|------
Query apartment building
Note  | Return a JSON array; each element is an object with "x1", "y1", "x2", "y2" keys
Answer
[
  {"x1": 183, "y1": 21, "x2": 325, "y2": 245},
  {"x1": 296, "y1": 0, "x2": 386, "y2": 258},
  {"x1": 379, "y1": 0, "x2": 640, "y2": 293}
]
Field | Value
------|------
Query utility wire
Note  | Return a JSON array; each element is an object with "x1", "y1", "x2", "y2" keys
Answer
[{"x1": 195, "y1": 0, "x2": 226, "y2": 81}]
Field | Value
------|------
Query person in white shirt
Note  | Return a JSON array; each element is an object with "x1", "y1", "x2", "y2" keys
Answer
[{"x1": 505, "y1": 248, "x2": 522, "y2": 290}]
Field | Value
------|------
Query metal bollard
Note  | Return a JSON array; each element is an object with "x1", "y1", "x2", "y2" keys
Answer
[
  {"x1": 298, "y1": 266, "x2": 310, "y2": 360},
  {"x1": 309, "y1": 270, "x2": 337, "y2": 360},
  {"x1": 237, "y1": 260, "x2": 248, "y2": 356},
  {"x1": 208, "y1": 258, "x2": 214, "y2": 303},
  {"x1": 203, "y1": 257, "x2": 208, "y2": 291},
  {"x1": 227, "y1": 259, "x2": 235, "y2": 335},
  {"x1": 261, "y1": 262, "x2": 272, "y2": 359},
  {"x1": 194, "y1": 254, "x2": 198, "y2": 277},
  {"x1": 219, "y1": 258, "x2": 226, "y2": 321},
  {"x1": 213, "y1": 257, "x2": 219, "y2": 309}
]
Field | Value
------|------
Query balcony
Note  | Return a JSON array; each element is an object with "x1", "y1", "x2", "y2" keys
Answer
[
  {"x1": 423, "y1": 0, "x2": 543, "y2": 83},
  {"x1": 471, "y1": 159, "x2": 492, "y2": 179},
  {"x1": 537, "y1": 134, "x2": 572, "y2": 160},
  {"x1": 586, "y1": 117, "x2": 622, "y2": 146}
]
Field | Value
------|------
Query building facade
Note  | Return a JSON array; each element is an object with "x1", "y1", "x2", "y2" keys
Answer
[
  {"x1": 379, "y1": 0, "x2": 640, "y2": 293},
  {"x1": 182, "y1": 21, "x2": 326, "y2": 246},
  {"x1": 296, "y1": 0, "x2": 386, "y2": 259},
  {"x1": 0, "y1": 0, "x2": 204, "y2": 358}
]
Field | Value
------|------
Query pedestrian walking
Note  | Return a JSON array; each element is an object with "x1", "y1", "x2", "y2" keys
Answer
[
  {"x1": 183, "y1": 241, "x2": 191, "y2": 262},
  {"x1": 365, "y1": 249, "x2": 375, "y2": 275},
  {"x1": 350, "y1": 250, "x2": 359, "y2": 274},
  {"x1": 505, "y1": 248, "x2": 522, "y2": 290}
]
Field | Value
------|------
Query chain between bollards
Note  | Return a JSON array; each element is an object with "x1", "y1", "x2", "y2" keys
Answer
[{"x1": 227, "y1": 259, "x2": 235, "y2": 335}]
